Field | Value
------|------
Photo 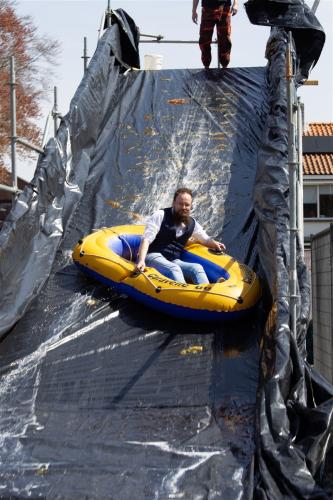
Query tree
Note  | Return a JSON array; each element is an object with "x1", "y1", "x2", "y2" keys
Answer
[{"x1": 0, "y1": 0, "x2": 59, "y2": 173}]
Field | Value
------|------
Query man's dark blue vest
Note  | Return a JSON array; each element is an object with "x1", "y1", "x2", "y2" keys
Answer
[
  {"x1": 148, "y1": 207, "x2": 195, "y2": 261},
  {"x1": 202, "y1": 0, "x2": 231, "y2": 8}
]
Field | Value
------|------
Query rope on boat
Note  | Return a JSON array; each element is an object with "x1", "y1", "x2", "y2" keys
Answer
[
  {"x1": 103, "y1": 227, "x2": 134, "y2": 262},
  {"x1": 78, "y1": 251, "x2": 131, "y2": 273}
]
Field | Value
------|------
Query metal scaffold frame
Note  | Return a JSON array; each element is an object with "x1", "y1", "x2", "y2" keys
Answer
[
  {"x1": 2, "y1": 1, "x2": 223, "y2": 205},
  {"x1": 1, "y1": 44, "x2": 85, "y2": 200},
  {"x1": 1, "y1": 56, "x2": 58, "y2": 198},
  {"x1": 286, "y1": 31, "x2": 306, "y2": 336}
]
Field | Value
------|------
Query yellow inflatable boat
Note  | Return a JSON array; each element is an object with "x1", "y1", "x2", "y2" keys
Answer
[{"x1": 72, "y1": 225, "x2": 261, "y2": 321}]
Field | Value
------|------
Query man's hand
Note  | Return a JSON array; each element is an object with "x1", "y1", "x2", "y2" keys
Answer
[
  {"x1": 136, "y1": 237, "x2": 149, "y2": 272},
  {"x1": 232, "y1": 2, "x2": 238, "y2": 15},
  {"x1": 135, "y1": 259, "x2": 146, "y2": 272},
  {"x1": 209, "y1": 239, "x2": 226, "y2": 252}
]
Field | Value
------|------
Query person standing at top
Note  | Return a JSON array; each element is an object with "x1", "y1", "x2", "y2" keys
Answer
[
  {"x1": 135, "y1": 188, "x2": 225, "y2": 284},
  {"x1": 192, "y1": 0, "x2": 238, "y2": 69}
]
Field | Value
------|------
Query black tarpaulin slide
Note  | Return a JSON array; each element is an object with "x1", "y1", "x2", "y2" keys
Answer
[
  {"x1": 245, "y1": 0, "x2": 325, "y2": 82},
  {"x1": 0, "y1": 8, "x2": 332, "y2": 499}
]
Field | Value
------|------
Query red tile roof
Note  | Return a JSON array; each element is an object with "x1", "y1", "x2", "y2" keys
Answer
[
  {"x1": 303, "y1": 123, "x2": 333, "y2": 175},
  {"x1": 304, "y1": 123, "x2": 333, "y2": 137},
  {"x1": 303, "y1": 154, "x2": 333, "y2": 175}
]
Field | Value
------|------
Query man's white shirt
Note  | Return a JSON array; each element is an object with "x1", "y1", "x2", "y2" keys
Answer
[{"x1": 143, "y1": 209, "x2": 210, "y2": 244}]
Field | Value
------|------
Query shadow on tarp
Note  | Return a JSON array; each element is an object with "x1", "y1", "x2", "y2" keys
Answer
[{"x1": 0, "y1": 7, "x2": 332, "y2": 499}]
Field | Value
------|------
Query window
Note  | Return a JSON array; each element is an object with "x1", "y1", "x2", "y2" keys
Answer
[
  {"x1": 304, "y1": 186, "x2": 317, "y2": 218},
  {"x1": 304, "y1": 184, "x2": 333, "y2": 219},
  {"x1": 319, "y1": 185, "x2": 333, "y2": 218}
]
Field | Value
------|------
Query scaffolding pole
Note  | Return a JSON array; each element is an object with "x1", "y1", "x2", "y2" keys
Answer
[
  {"x1": 82, "y1": 37, "x2": 90, "y2": 73},
  {"x1": 140, "y1": 39, "x2": 217, "y2": 45},
  {"x1": 42, "y1": 112, "x2": 52, "y2": 147},
  {"x1": 0, "y1": 184, "x2": 22, "y2": 194},
  {"x1": 140, "y1": 37, "x2": 219, "y2": 68},
  {"x1": 297, "y1": 98, "x2": 304, "y2": 257},
  {"x1": 4, "y1": 56, "x2": 41, "y2": 201},
  {"x1": 16, "y1": 137, "x2": 44, "y2": 155},
  {"x1": 287, "y1": 32, "x2": 298, "y2": 337},
  {"x1": 9, "y1": 56, "x2": 18, "y2": 197},
  {"x1": 6, "y1": 56, "x2": 44, "y2": 200},
  {"x1": 53, "y1": 86, "x2": 59, "y2": 137},
  {"x1": 311, "y1": 0, "x2": 321, "y2": 13},
  {"x1": 106, "y1": 0, "x2": 112, "y2": 28}
]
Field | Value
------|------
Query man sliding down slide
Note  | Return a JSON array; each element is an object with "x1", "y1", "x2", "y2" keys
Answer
[{"x1": 136, "y1": 187, "x2": 225, "y2": 284}]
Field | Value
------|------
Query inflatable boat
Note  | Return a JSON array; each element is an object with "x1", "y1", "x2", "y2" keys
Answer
[{"x1": 72, "y1": 225, "x2": 261, "y2": 321}]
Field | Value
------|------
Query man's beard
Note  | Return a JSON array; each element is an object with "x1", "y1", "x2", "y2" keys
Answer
[{"x1": 173, "y1": 210, "x2": 190, "y2": 226}]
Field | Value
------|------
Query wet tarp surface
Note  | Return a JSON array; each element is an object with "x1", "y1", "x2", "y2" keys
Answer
[{"x1": 0, "y1": 10, "x2": 333, "y2": 500}]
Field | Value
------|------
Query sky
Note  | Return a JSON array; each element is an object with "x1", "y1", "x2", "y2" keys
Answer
[{"x1": 12, "y1": 0, "x2": 333, "y2": 180}]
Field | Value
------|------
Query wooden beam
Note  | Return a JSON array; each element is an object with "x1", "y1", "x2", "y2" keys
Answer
[{"x1": 303, "y1": 80, "x2": 319, "y2": 86}]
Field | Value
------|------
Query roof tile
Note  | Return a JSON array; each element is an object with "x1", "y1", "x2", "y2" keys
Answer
[
  {"x1": 303, "y1": 153, "x2": 333, "y2": 175},
  {"x1": 304, "y1": 123, "x2": 333, "y2": 137}
]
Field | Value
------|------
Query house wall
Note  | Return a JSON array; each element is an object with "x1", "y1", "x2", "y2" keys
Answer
[
  {"x1": 305, "y1": 220, "x2": 333, "y2": 239},
  {"x1": 303, "y1": 176, "x2": 333, "y2": 240}
]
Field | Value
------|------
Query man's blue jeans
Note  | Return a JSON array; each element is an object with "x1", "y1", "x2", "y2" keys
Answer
[{"x1": 145, "y1": 252, "x2": 209, "y2": 284}]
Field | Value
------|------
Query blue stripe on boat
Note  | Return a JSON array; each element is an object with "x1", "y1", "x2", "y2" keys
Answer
[{"x1": 75, "y1": 262, "x2": 250, "y2": 321}]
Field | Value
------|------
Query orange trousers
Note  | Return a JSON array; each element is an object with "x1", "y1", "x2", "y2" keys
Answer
[{"x1": 199, "y1": 5, "x2": 232, "y2": 68}]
